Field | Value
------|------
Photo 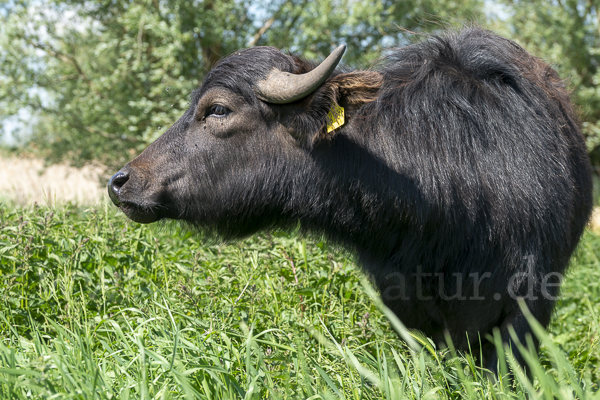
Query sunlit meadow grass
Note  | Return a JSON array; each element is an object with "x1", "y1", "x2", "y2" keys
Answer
[{"x1": 0, "y1": 202, "x2": 599, "y2": 399}]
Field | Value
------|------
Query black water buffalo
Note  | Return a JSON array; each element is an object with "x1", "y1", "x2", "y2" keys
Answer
[{"x1": 108, "y1": 28, "x2": 593, "y2": 373}]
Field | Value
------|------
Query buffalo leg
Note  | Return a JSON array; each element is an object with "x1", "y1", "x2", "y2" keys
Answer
[{"x1": 484, "y1": 299, "x2": 554, "y2": 375}]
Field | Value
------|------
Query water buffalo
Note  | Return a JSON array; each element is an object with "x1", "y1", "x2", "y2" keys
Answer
[{"x1": 108, "y1": 28, "x2": 593, "y2": 373}]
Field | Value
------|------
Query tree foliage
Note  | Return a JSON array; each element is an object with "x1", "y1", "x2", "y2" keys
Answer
[
  {"x1": 0, "y1": 0, "x2": 251, "y2": 167},
  {"x1": 0, "y1": 0, "x2": 483, "y2": 168},
  {"x1": 4, "y1": 1, "x2": 600, "y2": 168}
]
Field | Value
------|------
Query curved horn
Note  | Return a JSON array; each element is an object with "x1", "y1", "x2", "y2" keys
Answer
[{"x1": 255, "y1": 44, "x2": 346, "y2": 104}]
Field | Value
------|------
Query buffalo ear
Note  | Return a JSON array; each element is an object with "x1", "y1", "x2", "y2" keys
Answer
[
  {"x1": 285, "y1": 71, "x2": 383, "y2": 149},
  {"x1": 327, "y1": 70, "x2": 383, "y2": 109}
]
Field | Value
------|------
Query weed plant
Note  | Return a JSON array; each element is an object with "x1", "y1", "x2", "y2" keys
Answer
[{"x1": 0, "y1": 202, "x2": 599, "y2": 399}]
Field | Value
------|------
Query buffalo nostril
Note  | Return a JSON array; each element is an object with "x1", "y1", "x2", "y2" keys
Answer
[
  {"x1": 110, "y1": 172, "x2": 129, "y2": 191},
  {"x1": 107, "y1": 171, "x2": 129, "y2": 206}
]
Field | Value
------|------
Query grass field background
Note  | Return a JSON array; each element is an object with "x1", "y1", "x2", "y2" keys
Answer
[{"x1": 0, "y1": 201, "x2": 599, "y2": 399}]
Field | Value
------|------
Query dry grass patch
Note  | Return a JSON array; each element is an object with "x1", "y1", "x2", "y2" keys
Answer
[{"x1": 0, "y1": 155, "x2": 106, "y2": 205}]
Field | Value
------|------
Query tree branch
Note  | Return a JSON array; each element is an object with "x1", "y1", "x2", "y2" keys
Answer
[
  {"x1": 247, "y1": 1, "x2": 292, "y2": 47},
  {"x1": 27, "y1": 40, "x2": 91, "y2": 83},
  {"x1": 248, "y1": 15, "x2": 276, "y2": 47}
]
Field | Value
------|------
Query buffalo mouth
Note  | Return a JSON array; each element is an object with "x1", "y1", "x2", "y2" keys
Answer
[
  {"x1": 108, "y1": 171, "x2": 168, "y2": 224},
  {"x1": 116, "y1": 201, "x2": 162, "y2": 224}
]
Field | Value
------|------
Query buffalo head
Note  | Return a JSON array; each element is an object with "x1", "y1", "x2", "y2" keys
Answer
[{"x1": 108, "y1": 44, "x2": 382, "y2": 236}]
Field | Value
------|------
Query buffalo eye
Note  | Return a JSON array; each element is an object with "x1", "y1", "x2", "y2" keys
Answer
[{"x1": 207, "y1": 105, "x2": 230, "y2": 118}]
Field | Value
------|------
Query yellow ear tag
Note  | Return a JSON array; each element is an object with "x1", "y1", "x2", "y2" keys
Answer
[{"x1": 326, "y1": 104, "x2": 345, "y2": 133}]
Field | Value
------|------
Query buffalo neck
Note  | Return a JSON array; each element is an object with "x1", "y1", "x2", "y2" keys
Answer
[{"x1": 285, "y1": 121, "x2": 417, "y2": 261}]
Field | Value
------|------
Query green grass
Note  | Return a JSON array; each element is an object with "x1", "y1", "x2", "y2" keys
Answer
[{"x1": 0, "y1": 202, "x2": 599, "y2": 399}]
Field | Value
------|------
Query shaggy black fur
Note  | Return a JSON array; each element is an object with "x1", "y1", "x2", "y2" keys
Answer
[{"x1": 109, "y1": 28, "x2": 593, "y2": 374}]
